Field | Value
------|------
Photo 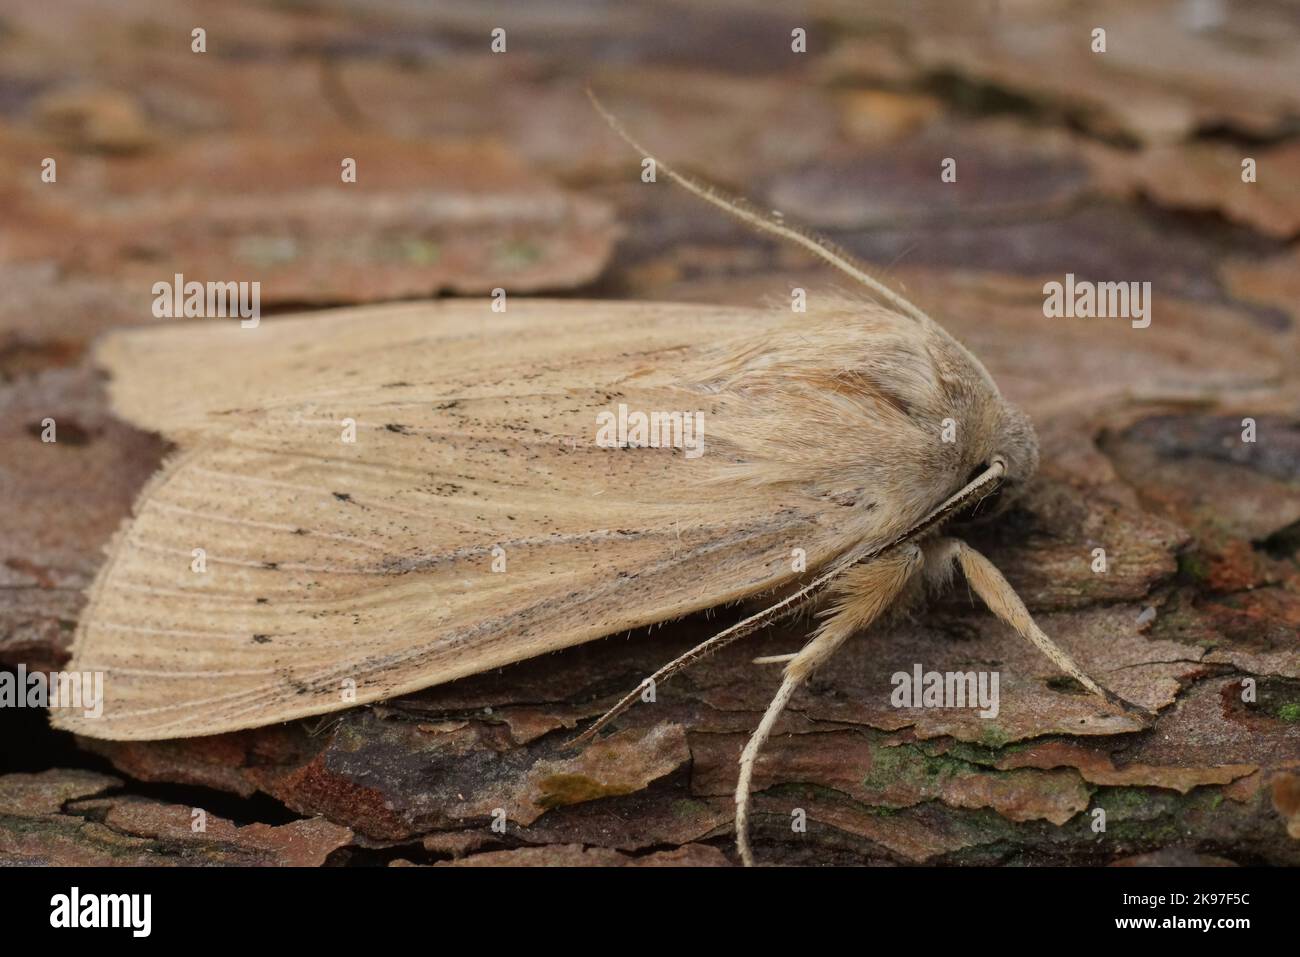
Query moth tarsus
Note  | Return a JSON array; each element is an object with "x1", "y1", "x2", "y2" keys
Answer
[{"x1": 751, "y1": 653, "x2": 798, "y2": 665}]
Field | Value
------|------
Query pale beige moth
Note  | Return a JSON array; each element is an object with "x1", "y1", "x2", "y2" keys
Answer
[{"x1": 52, "y1": 99, "x2": 1149, "y2": 865}]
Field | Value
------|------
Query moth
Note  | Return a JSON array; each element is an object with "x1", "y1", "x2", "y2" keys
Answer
[{"x1": 52, "y1": 96, "x2": 1149, "y2": 865}]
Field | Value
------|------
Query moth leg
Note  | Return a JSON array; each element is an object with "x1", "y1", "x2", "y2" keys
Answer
[
  {"x1": 927, "y1": 537, "x2": 1152, "y2": 719},
  {"x1": 751, "y1": 653, "x2": 798, "y2": 665},
  {"x1": 568, "y1": 564, "x2": 847, "y2": 748},
  {"x1": 736, "y1": 544, "x2": 923, "y2": 866}
]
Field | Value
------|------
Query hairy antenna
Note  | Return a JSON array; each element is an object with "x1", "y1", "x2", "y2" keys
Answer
[{"x1": 587, "y1": 88, "x2": 934, "y2": 325}]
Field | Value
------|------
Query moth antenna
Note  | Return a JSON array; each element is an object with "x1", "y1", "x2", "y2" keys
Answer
[
  {"x1": 566, "y1": 563, "x2": 848, "y2": 749},
  {"x1": 737, "y1": 545, "x2": 923, "y2": 865},
  {"x1": 587, "y1": 88, "x2": 934, "y2": 326},
  {"x1": 931, "y1": 537, "x2": 1154, "y2": 721}
]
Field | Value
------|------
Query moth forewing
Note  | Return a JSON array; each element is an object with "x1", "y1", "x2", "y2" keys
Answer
[{"x1": 54, "y1": 297, "x2": 976, "y2": 741}]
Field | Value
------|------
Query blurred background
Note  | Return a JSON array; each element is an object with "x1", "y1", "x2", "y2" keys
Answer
[{"x1": 1, "y1": 0, "x2": 1298, "y2": 865}]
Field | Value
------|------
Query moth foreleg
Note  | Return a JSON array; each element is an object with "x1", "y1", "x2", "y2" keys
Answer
[
  {"x1": 735, "y1": 544, "x2": 923, "y2": 866},
  {"x1": 927, "y1": 537, "x2": 1152, "y2": 719}
]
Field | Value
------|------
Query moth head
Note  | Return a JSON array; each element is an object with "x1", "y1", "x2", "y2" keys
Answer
[
  {"x1": 992, "y1": 400, "x2": 1039, "y2": 498},
  {"x1": 957, "y1": 402, "x2": 1039, "y2": 523}
]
